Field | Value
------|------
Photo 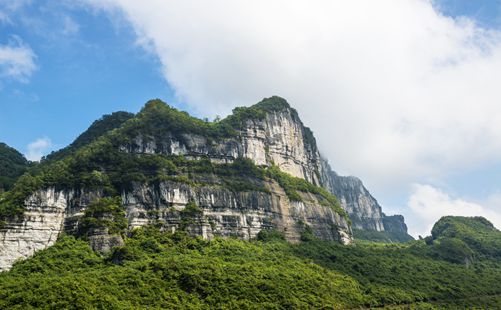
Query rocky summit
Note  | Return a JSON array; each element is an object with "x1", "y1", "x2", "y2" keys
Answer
[{"x1": 0, "y1": 96, "x2": 410, "y2": 271}]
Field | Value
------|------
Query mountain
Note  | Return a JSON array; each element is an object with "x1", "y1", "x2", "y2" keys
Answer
[
  {"x1": 0, "y1": 143, "x2": 30, "y2": 192},
  {"x1": 0, "y1": 96, "x2": 408, "y2": 271},
  {"x1": 1, "y1": 216, "x2": 501, "y2": 309}
]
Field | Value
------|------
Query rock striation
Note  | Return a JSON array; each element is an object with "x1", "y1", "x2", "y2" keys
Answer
[
  {"x1": 122, "y1": 102, "x2": 322, "y2": 185},
  {"x1": 0, "y1": 178, "x2": 351, "y2": 270}
]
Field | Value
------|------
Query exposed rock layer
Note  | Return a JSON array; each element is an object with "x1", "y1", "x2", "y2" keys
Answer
[
  {"x1": 123, "y1": 108, "x2": 322, "y2": 185},
  {"x1": 0, "y1": 179, "x2": 351, "y2": 271}
]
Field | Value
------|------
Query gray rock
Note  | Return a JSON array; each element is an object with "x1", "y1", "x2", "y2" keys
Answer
[{"x1": 88, "y1": 228, "x2": 124, "y2": 254}]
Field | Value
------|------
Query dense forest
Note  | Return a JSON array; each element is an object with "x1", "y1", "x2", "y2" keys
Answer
[{"x1": 1, "y1": 216, "x2": 501, "y2": 309}]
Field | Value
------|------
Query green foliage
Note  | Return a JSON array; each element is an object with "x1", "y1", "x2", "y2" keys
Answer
[
  {"x1": 179, "y1": 201, "x2": 203, "y2": 229},
  {"x1": 293, "y1": 238, "x2": 501, "y2": 308},
  {"x1": 44, "y1": 111, "x2": 135, "y2": 162},
  {"x1": 0, "y1": 142, "x2": 30, "y2": 192},
  {"x1": 299, "y1": 223, "x2": 318, "y2": 242},
  {"x1": 3, "y1": 219, "x2": 501, "y2": 308},
  {"x1": 120, "y1": 99, "x2": 237, "y2": 142},
  {"x1": 353, "y1": 228, "x2": 415, "y2": 243},
  {"x1": 220, "y1": 106, "x2": 267, "y2": 129},
  {"x1": 77, "y1": 197, "x2": 127, "y2": 237},
  {"x1": 0, "y1": 173, "x2": 43, "y2": 221},
  {"x1": 0, "y1": 228, "x2": 368, "y2": 309},
  {"x1": 431, "y1": 216, "x2": 501, "y2": 259},
  {"x1": 431, "y1": 237, "x2": 474, "y2": 265},
  {"x1": 180, "y1": 201, "x2": 202, "y2": 217},
  {"x1": 256, "y1": 228, "x2": 286, "y2": 242}
]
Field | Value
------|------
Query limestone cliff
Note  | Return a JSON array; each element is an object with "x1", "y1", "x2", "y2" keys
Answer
[
  {"x1": 0, "y1": 188, "x2": 95, "y2": 271},
  {"x1": 122, "y1": 98, "x2": 322, "y2": 185},
  {"x1": 0, "y1": 178, "x2": 350, "y2": 270}
]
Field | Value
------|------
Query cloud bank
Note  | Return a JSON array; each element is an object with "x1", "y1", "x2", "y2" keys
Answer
[{"x1": 84, "y1": 0, "x2": 501, "y2": 234}]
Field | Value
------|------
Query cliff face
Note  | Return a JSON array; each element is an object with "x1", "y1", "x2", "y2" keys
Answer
[
  {"x1": 123, "y1": 180, "x2": 350, "y2": 243},
  {"x1": 0, "y1": 188, "x2": 101, "y2": 270},
  {"x1": 322, "y1": 170, "x2": 384, "y2": 231},
  {"x1": 0, "y1": 179, "x2": 351, "y2": 271},
  {"x1": 123, "y1": 107, "x2": 322, "y2": 185}
]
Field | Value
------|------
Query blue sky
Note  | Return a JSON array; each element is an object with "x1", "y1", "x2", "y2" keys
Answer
[
  {"x1": 2, "y1": 0, "x2": 501, "y2": 237},
  {"x1": 0, "y1": 2, "x2": 178, "y2": 155}
]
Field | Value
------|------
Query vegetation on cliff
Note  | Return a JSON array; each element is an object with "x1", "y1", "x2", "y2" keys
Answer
[{"x1": 1, "y1": 217, "x2": 501, "y2": 309}]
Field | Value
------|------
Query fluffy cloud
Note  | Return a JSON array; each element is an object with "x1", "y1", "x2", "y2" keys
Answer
[
  {"x1": 0, "y1": 36, "x2": 36, "y2": 82},
  {"x1": 82, "y1": 0, "x2": 501, "y2": 193},
  {"x1": 406, "y1": 184, "x2": 501, "y2": 237},
  {"x1": 26, "y1": 137, "x2": 52, "y2": 161}
]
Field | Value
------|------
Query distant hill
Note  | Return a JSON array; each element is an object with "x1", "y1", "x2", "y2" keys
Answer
[
  {"x1": 427, "y1": 216, "x2": 501, "y2": 264},
  {"x1": 0, "y1": 143, "x2": 29, "y2": 192},
  {"x1": 43, "y1": 111, "x2": 134, "y2": 162}
]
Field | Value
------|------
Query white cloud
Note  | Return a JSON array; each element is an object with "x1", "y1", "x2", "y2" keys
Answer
[
  {"x1": 81, "y1": 1, "x2": 501, "y2": 190},
  {"x1": 406, "y1": 184, "x2": 501, "y2": 237},
  {"x1": 26, "y1": 137, "x2": 52, "y2": 161},
  {"x1": 0, "y1": 36, "x2": 36, "y2": 82}
]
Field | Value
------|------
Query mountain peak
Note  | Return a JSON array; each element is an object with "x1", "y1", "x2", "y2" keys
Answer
[{"x1": 252, "y1": 96, "x2": 291, "y2": 112}]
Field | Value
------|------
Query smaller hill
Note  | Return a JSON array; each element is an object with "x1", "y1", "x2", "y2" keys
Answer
[
  {"x1": 43, "y1": 111, "x2": 134, "y2": 162},
  {"x1": 429, "y1": 216, "x2": 501, "y2": 263},
  {"x1": 0, "y1": 143, "x2": 29, "y2": 192}
]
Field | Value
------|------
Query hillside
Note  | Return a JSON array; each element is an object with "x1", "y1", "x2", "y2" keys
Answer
[
  {"x1": 0, "y1": 216, "x2": 501, "y2": 308},
  {"x1": 0, "y1": 143, "x2": 30, "y2": 192},
  {"x1": 43, "y1": 111, "x2": 134, "y2": 162}
]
